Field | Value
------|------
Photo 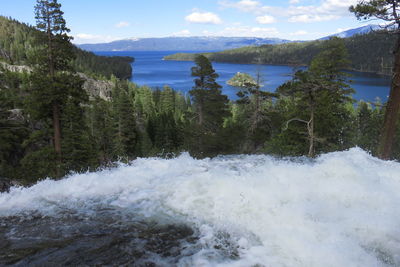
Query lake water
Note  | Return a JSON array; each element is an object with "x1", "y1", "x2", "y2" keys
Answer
[{"x1": 96, "y1": 51, "x2": 391, "y2": 102}]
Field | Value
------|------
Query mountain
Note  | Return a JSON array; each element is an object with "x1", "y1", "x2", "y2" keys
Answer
[
  {"x1": 165, "y1": 31, "x2": 395, "y2": 75},
  {"x1": 0, "y1": 16, "x2": 133, "y2": 79},
  {"x1": 320, "y1": 24, "x2": 380, "y2": 40},
  {"x1": 78, "y1": 36, "x2": 291, "y2": 52},
  {"x1": 78, "y1": 25, "x2": 386, "y2": 52}
]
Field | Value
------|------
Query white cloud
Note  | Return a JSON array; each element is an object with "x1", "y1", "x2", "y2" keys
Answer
[
  {"x1": 288, "y1": 14, "x2": 338, "y2": 23},
  {"x1": 219, "y1": 0, "x2": 273, "y2": 15},
  {"x1": 204, "y1": 26, "x2": 279, "y2": 37},
  {"x1": 290, "y1": 30, "x2": 308, "y2": 36},
  {"x1": 256, "y1": 15, "x2": 276, "y2": 24},
  {"x1": 185, "y1": 12, "x2": 222, "y2": 24},
  {"x1": 115, "y1": 21, "x2": 130, "y2": 28},
  {"x1": 287, "y1": 0, "x2": 359, "y2": 22},
  {"x1": 220, "y1": 0, "x2": 359, "y2": 24},
  {"x1": 171, "y1": 29, "x2": 191, "y2": 37},
  {"x1": 73, "y1": 33, "x2": 120, "y2": 44},
  {"x1": 225, "y1": 0, "x2": 260, "y2": 12},
  {"x1": 319, "y1": 0, "x2": 359, "y2": 15}
]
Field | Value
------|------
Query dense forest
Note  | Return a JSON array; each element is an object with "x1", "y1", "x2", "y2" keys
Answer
[
  {"x1": 1, "y1": 3, "x2": 400, "y2": 185},
  {"x1": 165, "y1": 31, "x2": 394, "y2": 75},
  {"x1": 0, "y1": 16, "x2": 133, "y2": 80}
]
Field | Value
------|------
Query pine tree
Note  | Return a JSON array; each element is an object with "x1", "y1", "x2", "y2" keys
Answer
[
  {"x1": 356, "y1": 101, "x2": 383, "y2": 154},
  {"x1": 61, "y1": 75, "x2": 97, "y2": 172},
  {"x1": 28, "y1": 0, "x2": 75, "y2": 174},
  {"x1": 0, "y1": 69, "x2": 29, "y2": 179},
  {"x1": 350, "y1": 0, "x2": 400, "y2": 159},
  {"x1": 188, "y1": 55, "x2": 229, "y2": 156},
  {"x1": 24, "y1": 0, "x2": 90, "y2": 177},
  {"x1": 272, "y1": 38, "x2": 354, "y2": 157},
  {"x1": 235, "y1": 72, "x2": 276, "y2": 152},
  {"x1": 112, "y1": 81, "x2": 137, "y2": 160},
  {"x1": 160, "y1": 85, "x2": 175, "y2": 114},
  {"x1": 89, "y1": 97, "x2": 115, "y2": 164}
]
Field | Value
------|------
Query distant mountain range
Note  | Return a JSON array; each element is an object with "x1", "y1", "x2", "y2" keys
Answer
[
  {"x1": 78, "y1": 25, "x2": 381, "y2": 52},
  {"x1": 78, "y1": 37, "x2": 291, "y2": 52},
  {"x1": 319, "y1": 24, "x2": 380, "y2": 40}
]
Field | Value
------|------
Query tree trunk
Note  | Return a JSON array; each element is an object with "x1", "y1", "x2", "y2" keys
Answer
[
  {"x1": 198, "y1": 103, "x2": 204, "y2": 126},
  {"x1": 308, "y1": 105, "x2": 315, "y2": 158},
  {"x1": 378, "y1": 35, "x2": 400, "y2": 159},
  {"x1": 52, "y1": 102, "x2": 62, "y2": 164},
  {"x1": 196, "y1": 97, "x2": 204, "y2": 153},
  {"x1": 46, "y1": 7, "x2": 62, "y2": 167},
  {"x1": 308, "y1": 89, "x2": 315, "y2": 158}
]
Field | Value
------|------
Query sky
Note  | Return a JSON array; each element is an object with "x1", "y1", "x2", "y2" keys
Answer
[{"x1": 1, "y1": 0, "x2": 375, "y2": 44}]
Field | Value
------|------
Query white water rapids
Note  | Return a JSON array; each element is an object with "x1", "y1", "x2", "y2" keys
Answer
[{"x1": 1, "y1": 148, "x2": 400, "y2": 266}]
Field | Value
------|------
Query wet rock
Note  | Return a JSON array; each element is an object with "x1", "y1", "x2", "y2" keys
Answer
[
  {"x1": 0, "y1": 213, "x2": 201, "y2": 266},
  {"x1": 0, "y1": 178, "x2": 21, "y2": 193}
]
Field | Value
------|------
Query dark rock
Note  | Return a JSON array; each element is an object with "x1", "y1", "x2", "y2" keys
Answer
[{"x1": 0, "y1": 178, "x2": 21, "y2": 193}]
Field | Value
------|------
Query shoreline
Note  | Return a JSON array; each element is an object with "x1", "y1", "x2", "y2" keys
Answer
[{"x1": 163, "y1": 56, "x2": 392, "y2": 77}]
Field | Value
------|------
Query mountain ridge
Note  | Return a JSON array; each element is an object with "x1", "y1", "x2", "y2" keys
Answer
[
  {"x1": 78, "y1": 25, "x2": 381, "y2": 52},
  {"x1": 164, "y1": 30, "x2": 394, "y2": 76},
  {"x1": 320, "y1": 24, "x2": 380, "y2": 40},
  {"x1": 78, "y1": 36, "x2": 292, "y2": 52}
]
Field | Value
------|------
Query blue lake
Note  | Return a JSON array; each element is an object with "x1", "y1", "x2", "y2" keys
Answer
[{"x1": 96, "y1": 51, "x2": 391, "y2": 102}]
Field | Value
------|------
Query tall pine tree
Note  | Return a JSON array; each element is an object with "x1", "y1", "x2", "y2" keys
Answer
[
  {"x1": 188, "y1": 55, "x2": 229, "y2": 156},
  {"x1": 272, "y1": 38, "x2": 354, "y2": 157},
  {"x1": 25, "y1": 0, "x2": 89, "y2": 177},
  {"x1": 351, "y1": 1, "x2": 400, "y2": 159}
]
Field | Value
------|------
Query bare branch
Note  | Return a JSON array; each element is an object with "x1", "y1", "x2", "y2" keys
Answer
[{"x1": 283, "y1": 118, "x2": 309, "y2": 131}]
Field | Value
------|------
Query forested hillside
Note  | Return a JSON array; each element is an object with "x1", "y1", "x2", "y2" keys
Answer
[
  {"x1": 0, "y1": 16, "x2": 133, "y2": 79},
  {"x1": 2, "y1": 5, "x2": 400, "y2": 185},
  {"x1": 165, "y1": 31, "x2": 394, "y2": 75},
  {"x1": 2, "y1": 32, "x2": 397, "y2": 183}
]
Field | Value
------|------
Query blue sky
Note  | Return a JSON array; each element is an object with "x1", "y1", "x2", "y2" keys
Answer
[{"x1": 1, "y1": 0, "x2": 373, "y2": 44}]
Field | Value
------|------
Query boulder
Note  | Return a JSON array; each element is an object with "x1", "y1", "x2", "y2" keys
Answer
[{"x1": 0, "y1": 178, "x2": 22, "y2": 193}]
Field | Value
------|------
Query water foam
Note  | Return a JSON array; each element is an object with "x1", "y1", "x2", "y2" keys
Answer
[{"x1": 1, "y1": 148, "x2": 400, "y2": 266}]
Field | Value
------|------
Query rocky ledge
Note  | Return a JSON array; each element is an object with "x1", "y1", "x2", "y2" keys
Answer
[
  {"x1": 1, "y1": 62, "x2": 113, "y2": 101},
  {"x1": 0, "y1": 178, "x2": 22, "y2": 193}
]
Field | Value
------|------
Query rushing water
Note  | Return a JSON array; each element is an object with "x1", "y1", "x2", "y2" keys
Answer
[
  {"x1": 1, "y1": 148, "x2": 400, "y2": 266},
  {"x1": 96, "y1": 51, "x2": 391, "y2": 102}
]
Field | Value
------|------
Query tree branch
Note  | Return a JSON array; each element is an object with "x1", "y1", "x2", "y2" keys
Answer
[{"x1": 283, "y1": 118, "x2": 309, "y2": 131}]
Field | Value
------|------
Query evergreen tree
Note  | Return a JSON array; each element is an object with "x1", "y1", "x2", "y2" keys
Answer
[
  {"x1": 271, "y1": 38, "x2": 354, "y2": 157},
  {"x1": 112, "y1": 81, "x2": 137, "y2": 160},
  {"x1": 160, "y1": 85, "x2": 175, "y2": 114},
  {"x1": 29, "y1": 0, "x2": 74, "y2": 173},
  {"x1": 356, "y1": 101, "x2": 383, "y2": 155},
  {"x1": 0, "y1": 69, "x2": 29, "y2": 179},
  {"x1": 235, "y1": 72, "x2": 276, "y2": 152},
  {"x1": 24, "y1": 0, "x2": 90, "y2": 177},
  {"x1": 61, "y1": 75, "x2": 97, "y2": 172},
  {"x1": 188, "y1": 55, "x2": 229, "y2": 156},
  {"x1": 0, "y1": 16, "x2": 134, "y2": 79},
  {"x1": 89, "y1": 97, "x2": 115, "y2": 164},
  {"x1": 147, "y1": 112, "x2": 183, "y2": 154},
  {"x1": 350, "y1": 0, "x2": 400, "y2": 159}
]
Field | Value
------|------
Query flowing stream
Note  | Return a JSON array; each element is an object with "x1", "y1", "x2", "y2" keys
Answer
[{"x1": 1, "y1": 148, "x2": 399, "y2": 266}]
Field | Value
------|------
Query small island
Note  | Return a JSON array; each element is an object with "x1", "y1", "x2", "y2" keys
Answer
[{"x1": 227, "y1": 72, "x2": 259, "y2": 87}]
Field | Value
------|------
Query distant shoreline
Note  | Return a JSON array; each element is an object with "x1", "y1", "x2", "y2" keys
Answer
[{"x1": 163, "y1": 53, "x2": 392, "y2": 77}]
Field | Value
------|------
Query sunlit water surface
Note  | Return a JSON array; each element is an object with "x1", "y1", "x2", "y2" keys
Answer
[{"x1": 97, "y1": 51, "x2": 391, "y2": 102}]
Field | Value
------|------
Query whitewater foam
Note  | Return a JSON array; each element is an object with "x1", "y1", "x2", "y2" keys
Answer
[{"x1": 1, "y1": 148, "x2": 400, "y2": 266}]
